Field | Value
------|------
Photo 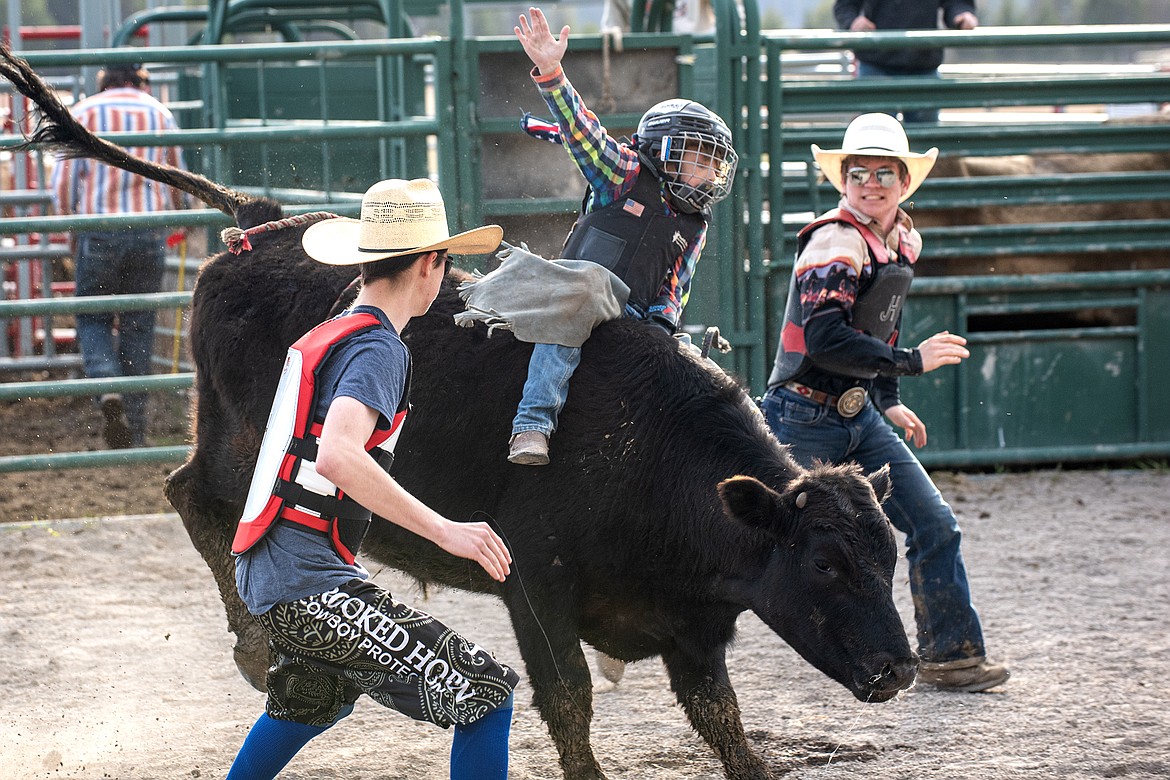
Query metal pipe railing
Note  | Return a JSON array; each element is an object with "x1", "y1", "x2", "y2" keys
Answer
[
  {"x1": 0, "y1": 447, "x2": 191, "y2": 473},
  {"x1": 763, "y1": 24, "x2": 1170, "y2": 52},
  {"x1": 0, "y1": 292, "x2": 192, "y2": 317},
  {"x1": 0, "y1": 119, "x2": 441, "y2": 152},
  {"x1": 7, "y1": 38, "x2": 445, "y2": 68},
  {"x1": 0, "y1": 373, "x2": 194, "y2": 401},
  {"x1": 0, "y1": 204, "x2": 357, "y2": 234}
]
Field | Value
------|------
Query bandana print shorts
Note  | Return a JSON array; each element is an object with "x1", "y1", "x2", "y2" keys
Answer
[{"x1": 256, "y1": 579, "x2": 519, "y2": 728}]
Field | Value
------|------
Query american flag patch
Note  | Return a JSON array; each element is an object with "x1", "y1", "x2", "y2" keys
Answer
[{"x1": 623, "y1": 199, "x2": 645, "y2": 217}]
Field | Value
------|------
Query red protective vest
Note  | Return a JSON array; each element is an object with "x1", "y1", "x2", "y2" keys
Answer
[{"x1": 232, "y1": 312, "x2": 409, "y2": 565}]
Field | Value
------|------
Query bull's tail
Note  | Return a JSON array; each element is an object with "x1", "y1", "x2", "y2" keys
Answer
[{"x1": 0, "y1": 41, "x2": 272, "y2": 226}]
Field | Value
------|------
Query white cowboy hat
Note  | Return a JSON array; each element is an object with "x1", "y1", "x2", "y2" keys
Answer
[
  {"x1": 811, "y1": 113, "x2": 939, "y2": 203},
  {"x1": 302, "y1": 178, "x2": 503, "y2": 266}
]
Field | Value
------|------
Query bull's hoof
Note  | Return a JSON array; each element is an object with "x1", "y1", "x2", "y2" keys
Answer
[
  {"x1": 234, "y1": 642, "x2": 270, "y2": 692},
  {"x1": 562, "y1": 761, "x2": 609, "y2": 780},
  {"x1": 722, "y1": 750, "x2": 776, "y2": 780}
]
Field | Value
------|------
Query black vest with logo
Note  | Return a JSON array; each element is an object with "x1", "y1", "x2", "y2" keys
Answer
[
  {"x1": 768, "y1": 209, "x2": 917, "y2": 389},
  {"x1": 561, "y1": 154, "x2": 707, "y2": 312}
]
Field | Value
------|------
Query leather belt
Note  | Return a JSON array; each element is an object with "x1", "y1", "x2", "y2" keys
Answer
[{"x1": 783, "y1": 381, "x2": 868, "y2": 418}]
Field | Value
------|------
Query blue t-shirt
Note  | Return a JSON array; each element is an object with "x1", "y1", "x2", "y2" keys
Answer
[{"x1": 235, "y1": 305, "x2": 410, "y2": 614}]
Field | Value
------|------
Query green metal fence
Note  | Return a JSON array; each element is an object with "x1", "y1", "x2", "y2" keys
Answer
[
  {"x1": 0, "y1": 293, "x2": 194, "y2": 472},
  {"x1": 697, "y1": 24, "x2": 1170, "y2": 386},
  {"x1": 2, "y1": 11, "x2": 1170, "y2": 473},
  {"x1": 694, "y1": 23, "x2": 1170, "y2": 466},
  {"x1": 0, "y1": 39, "x2": 443, "y2": 472},
  {"x1": 904, "y1": 270, "x2": 1170, "y2": 467}
]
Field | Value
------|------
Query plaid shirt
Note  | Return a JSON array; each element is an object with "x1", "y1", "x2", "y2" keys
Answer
[
  {"x1": 52, "y1": 87, "x2": 185, "y2": 217},
  {"x1": 533, "y1": 67, "x2": 708, "y2": 328}
]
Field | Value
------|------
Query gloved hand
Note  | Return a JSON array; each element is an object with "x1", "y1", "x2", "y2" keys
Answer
[{"x1": 649, "y1": 315, "x2": 675, "y2": 335}]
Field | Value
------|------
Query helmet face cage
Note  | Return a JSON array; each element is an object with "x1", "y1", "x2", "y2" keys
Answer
[
  {"x1": 659, "y1": 131, "x2": 739, "y2": 213},
  {"x1": 636, "y1": 100, "x2": 739, "y2": 213}
]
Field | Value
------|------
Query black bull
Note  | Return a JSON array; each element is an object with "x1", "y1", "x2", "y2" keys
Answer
[
  {"x1": 0, "y1": 42, "x2": 915, "y2": 780},
  {"x1": 175, "y1": 243, "x2": 916, "y2": 780}
]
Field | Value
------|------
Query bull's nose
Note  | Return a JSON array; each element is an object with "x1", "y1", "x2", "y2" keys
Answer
[{"x1": 866, "y1": 655, "x2": 918, "y2": 696}]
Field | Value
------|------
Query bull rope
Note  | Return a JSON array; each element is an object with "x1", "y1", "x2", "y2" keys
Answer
[
  {"x1": 469, "y1": 510, "x2": 564, "y2": 680},
  {"x1": 466, "y1": 509, "x2": 610, "y2": 719},
  {"x1": 827, "y1": 687, "x2": 879, "y2": 766},
  {"x1": 220, "y1": 211, "x2": 342, "y2": 255}
]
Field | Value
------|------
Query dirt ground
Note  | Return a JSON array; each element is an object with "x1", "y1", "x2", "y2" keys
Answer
[
  {"x1": 1, "y1": 397, "x2": 1169, "y2": 780},
  {"x1": 0, "y1": 392, "x2": 189, "y2": 522}
]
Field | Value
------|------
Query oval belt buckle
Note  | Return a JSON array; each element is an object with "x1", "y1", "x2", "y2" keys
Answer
[{"x1": 836, "y1": 387, "x2": 867, "y2": 418}]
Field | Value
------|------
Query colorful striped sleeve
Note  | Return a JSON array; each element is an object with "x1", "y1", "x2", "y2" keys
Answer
[
  {"x1": 795, "y1": 224, "x2": 868, "y2": 320},
  {"x1": 530, "y1": 67, "x2": 709, "y2": 327},
  {"x1": 648, "y1": 224, "x2": 707, "y2": 327},
  {"x1": 532, "y1": 67, "x2": 640, "y2": 209}
]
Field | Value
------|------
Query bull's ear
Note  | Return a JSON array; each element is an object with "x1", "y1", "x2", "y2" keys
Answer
[
  {"x1": 719, "y1": 476, "x2": 804, "y2": 541},
  {"x1": 718, "y1": 475, "x2": 784, "y2": 531},
  {"x1": 868, "y1": 464, "x2": 892, "y2": 504}
]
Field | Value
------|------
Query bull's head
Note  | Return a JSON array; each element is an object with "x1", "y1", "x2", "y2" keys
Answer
[{"x1": 718, "y1": 463, "x2": 916, "y2": 702}]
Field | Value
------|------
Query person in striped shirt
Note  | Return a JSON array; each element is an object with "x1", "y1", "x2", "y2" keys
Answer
[
  {"x1": 51, "y1": 63, "x2": 188, "y2": 449},
  {"x1": 508, "y1": 6, "x2": 738, "y2": 466}
]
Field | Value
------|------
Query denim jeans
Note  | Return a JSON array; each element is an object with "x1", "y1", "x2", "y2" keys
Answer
[
  {"x1": 511, "y1": 343, "x2": 582, "y2": 436},
  {"x1": 855, "y1": 61, "x2": 942, "y2": 124},
  {"x1": 761, "y1": 386, "x2": 986, "y2": 663},
  {"x1": 511, "y1": 304, "x2": 657, "y2": 437},
  {"x1": 74, "y1": 230, "x2": 166, "y2": 442}
]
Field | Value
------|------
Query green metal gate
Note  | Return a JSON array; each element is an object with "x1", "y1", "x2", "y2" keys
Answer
[
  {"x1": 903, "y1": 271, "x2": 1170, "y2": 466},
  {"x1": 708, "y1": 22, "x2": 1170, "y2": 466},
  {"x1": 3, "y1": 5, "x2": 1170, "y2": 471}
]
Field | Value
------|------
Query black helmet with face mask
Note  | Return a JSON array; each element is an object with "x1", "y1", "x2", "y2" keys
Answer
[{"x1": 634, "y1": 99, "x2": 739, "y2": 214}]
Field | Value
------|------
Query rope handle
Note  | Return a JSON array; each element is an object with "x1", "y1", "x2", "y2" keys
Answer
[{"x1": 220, "y1": 211, "x2": 342, "y2": 255}]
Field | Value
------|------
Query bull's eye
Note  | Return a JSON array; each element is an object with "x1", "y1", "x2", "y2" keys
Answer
[{"x1": 813, "y1": 559, "x2": 836, "y2": 577}]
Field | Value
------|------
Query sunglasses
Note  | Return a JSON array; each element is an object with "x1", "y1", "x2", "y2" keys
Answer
[{"x1": 846, "y1": 167, "x2": 901, "y2": 188}]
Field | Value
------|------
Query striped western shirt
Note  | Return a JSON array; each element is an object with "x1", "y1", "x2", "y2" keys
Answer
[
  {"x1": 51, "y1": 87, "x2": 185, "y2": 217},
  {"x1": 533, "y1": 67, "x2": 708, "y2": 328}
]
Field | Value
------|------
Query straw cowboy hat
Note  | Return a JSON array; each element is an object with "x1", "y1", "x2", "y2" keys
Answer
[
  {"x1": 302, "y1": 178, "x2": 503, "y2": 266},
  {"x1": 811, "y1": 113, "x2": 939, "y2": 203}
]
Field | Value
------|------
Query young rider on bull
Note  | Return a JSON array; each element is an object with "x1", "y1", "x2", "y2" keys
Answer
[
  {"x1": 506, "y1": 6, "x2": 739, "y2": 466},
  {"x1": 226, "y1": 179, "x2": 519, "y2": 779}
]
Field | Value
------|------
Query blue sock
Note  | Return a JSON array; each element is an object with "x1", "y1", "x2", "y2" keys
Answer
[
  {"x1": 225, "y1": 713, "x2": 326, "y2": 780},
  {"x1": 450, "y1": 694, "x2": 514, "y2": 780}
]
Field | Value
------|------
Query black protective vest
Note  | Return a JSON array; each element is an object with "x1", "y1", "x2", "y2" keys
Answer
[
  {"x1": 768, "y1": 209, "x2": 917, "y2": 388},
  {"x1": 561, "y1": 155, "x2": 707, "y2": 312}
]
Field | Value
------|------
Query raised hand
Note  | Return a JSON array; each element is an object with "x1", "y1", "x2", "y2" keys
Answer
[{"x1": 515, "y1": 7, "x2": 570, "y2": 76}]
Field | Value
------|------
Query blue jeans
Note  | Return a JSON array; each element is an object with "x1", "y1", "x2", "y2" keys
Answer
[
  {"x1": 761, "y1": 386, "x2": 985, "y2": 663},
  {"x1": 511, "y1": 304, "x2": 654, "y2": 437},
  {"x1": 855, "y1": 61, "x2": 941, "y2": 124},
  {"x1": 511, "y1": 342, "x2": 582, "y2": 436},
  {"x1": 74, "y1": 230, "x2": 166, "y2": 442}
]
